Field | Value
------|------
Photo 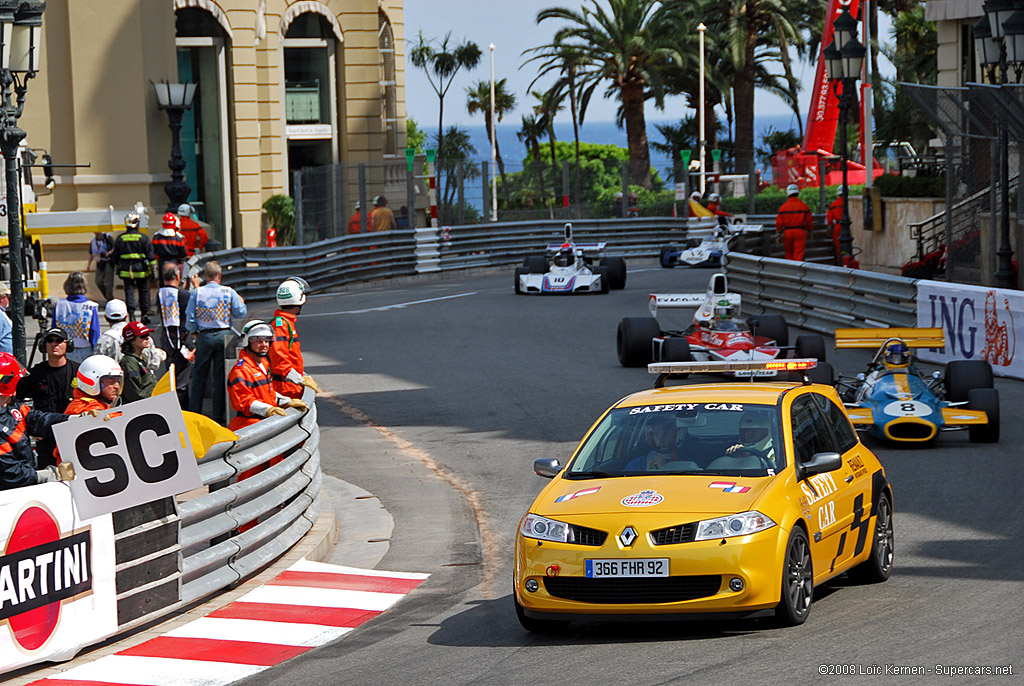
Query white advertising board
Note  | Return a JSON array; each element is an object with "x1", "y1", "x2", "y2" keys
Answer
[
  {"x1": 915, "y1": 279, "x2": 1024, "y2": 379},
  {"x1": 0, "y1": 483, "x2": 116, "y2": 673},
  {"x1": 53, "y1": 393, "x2": 202, "y2": 519}
]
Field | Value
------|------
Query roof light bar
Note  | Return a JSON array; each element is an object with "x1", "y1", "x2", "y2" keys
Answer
[{"x1": 649, "y1": 358, "x2": 819, "y2": 375}]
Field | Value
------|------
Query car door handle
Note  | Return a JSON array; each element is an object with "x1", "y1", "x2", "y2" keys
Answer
[{"x1": 845, "y1": 475, "x2": 854, "y2": 483}]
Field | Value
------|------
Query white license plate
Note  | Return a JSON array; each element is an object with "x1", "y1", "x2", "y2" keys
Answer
[{"x1": 585, "y1": 558, "x2": 669, "y2": 578}]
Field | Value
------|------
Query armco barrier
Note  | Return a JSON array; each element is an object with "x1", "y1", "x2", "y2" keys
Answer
[
  {"x1": 725, "y1": 252, "x2": 919, "y2": 334},
  {"x1": 206, "y1": 217, "x2": 781, "y2": 300},
  {"x1": 1, "y1": 388, "x2": 321, "y2": 673}
]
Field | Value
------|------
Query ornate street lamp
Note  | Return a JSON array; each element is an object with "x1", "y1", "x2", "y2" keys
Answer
[
  {"x1": 0, "y1": 0, "x2": 46, "y2": 364},
  {"x1": 152, "y1": 80, "x2": 197, "y2": 213},
  {"x1": 827, "y1": 8, "x2": 865, "y2": 266}
]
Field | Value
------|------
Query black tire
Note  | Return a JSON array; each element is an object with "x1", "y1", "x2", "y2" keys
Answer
[
  {"x1": 604, "y1": 256, "x2": 627, "y2": 289},
  {"x1": 514, "y1": 267, "x2": 527, "y2": 295},
  {"x1": 774, "y1": 527, "x2": 813, "y2": 626},
  {"x1": 660, "y1": 337, "x2": 692, "y2": 363},
  {"x1": 847, "y1": 492, "x2": 894, "y2": 584},
  {"x1": 525, "y1": 255, "x2": 547, "y2": 274},
  {"x1": 514, "y1": 595, "x2": 569, "y2": 634},
  {"x1": 659, "y1": 245, "x2": 678, "y2": 268},
  {"x1": 617, "y1": 317, "x2": 660, "y2": 367},
  {"x1": 749, "y1": 314, "x2": 789, "y2": 347},
  {"x1": 967, "y1": 387, "x2": 1000, "y2": 443},
  {"x1": 945, "y1": 359, "x2": 994, "y2": 402},
  {"x1": 594, "y1": 266, "x2": 610, "y2": 294},
  {"x1": 807, "y1": 360, "x2": 835, "y2": 385},
  {"x1": 794, "y1": 334, "x2": 827, "y2": 362}
]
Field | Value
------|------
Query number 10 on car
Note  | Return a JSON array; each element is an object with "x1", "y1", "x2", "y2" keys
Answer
[{"x1": 53, "y1": 393, "x2": 202, "y2": 519}]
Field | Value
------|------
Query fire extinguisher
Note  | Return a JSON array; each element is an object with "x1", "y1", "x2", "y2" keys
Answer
[{"x1": 267, "y1": 225, "x2": 277, "y2": 248}]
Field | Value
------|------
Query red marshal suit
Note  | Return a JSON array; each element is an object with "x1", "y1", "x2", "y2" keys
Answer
[
  {"x1": 775, "y1": 196, "x2": 814, "y2": 261},
  {"x1": 826, "y1": 196, "x2": 844, "y2": 261},
  {"x1": 269, "y1": 310, "x2": 305, "y2": 398}
]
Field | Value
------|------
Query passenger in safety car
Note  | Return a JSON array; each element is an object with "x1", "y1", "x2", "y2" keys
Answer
[
  {"x1": 707, "y1": 411, "x2": 776, "y2": 471},
  {"x1": 625, "y1": 415, "x2": 701, "y2": 472}
]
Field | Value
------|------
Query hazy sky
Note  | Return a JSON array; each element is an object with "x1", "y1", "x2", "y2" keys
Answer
[{"x1": 403, "y1": 0, "x2": 893, "y2": 131}]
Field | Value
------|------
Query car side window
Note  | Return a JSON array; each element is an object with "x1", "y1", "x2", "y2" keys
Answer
[
  {"x1": 790, "y1": 395, "x2": 836, "y2": 465},
  {"x1": 820, "y1": 396, "x2": 859, "y2": 453}
]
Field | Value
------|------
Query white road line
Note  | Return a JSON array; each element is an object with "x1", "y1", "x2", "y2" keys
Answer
[
  {"x1": 290, "y1": 559, "x2": 430, "y2": 579},
  {"x1": 237, "y1": 585, "x2": 406, "y2": 611},
  {"x1": 165, "y1": 617, "x2": 352, "y2": 647},
  {"x1": 49, "y1": 655, "x2": 266, "y2": 686},
  {"x1": 304, "y1": 292, "x2": 476, "y2": 316}
]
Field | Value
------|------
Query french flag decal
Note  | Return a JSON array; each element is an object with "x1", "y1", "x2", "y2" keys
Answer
[{"x1": 708, "y1": 481, "x2": 750, "y2": 494}]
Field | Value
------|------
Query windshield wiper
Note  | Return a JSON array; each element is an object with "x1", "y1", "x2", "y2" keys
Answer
[{"x1": 565, "y1": 470, "x2": 619, "y2": 480}]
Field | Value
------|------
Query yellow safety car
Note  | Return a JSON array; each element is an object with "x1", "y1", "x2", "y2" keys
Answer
[{"x1": 514, "y1": 359, "x2": 894, "y2": 631}]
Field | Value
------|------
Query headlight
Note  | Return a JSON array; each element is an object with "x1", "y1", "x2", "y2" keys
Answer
[
  {"x1": 695, "y1": 511, "x2": 776, "y2": 541},
  {"x1": 520, "y1": 514, "x2": 570, "y2": 543}
]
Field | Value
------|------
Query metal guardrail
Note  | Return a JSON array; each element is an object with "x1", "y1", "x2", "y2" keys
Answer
[
  {"x1": 112, "y1": 387, "x2": 321, "y2": 634},
  {"x1": 725, "y1": 252, "x2": 919, "y2": 335}
]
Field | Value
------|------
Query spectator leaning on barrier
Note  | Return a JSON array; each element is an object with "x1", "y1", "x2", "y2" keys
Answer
[
  {"x1": 177, "y1": 203, "x2": 208, "y2": 258},
  {"x1": 0, "y1": 353, "x2": 73, "y2": 491},
  {"x1": 775, "y1": 184, "x2": 814, "y2": 262},
  {"x1": 152, "y1": 212, "x2": 187, "y2": 282},
  {"x1": 269, "y1": 279, "x2": 319, "y2": 399},
  {"x1": 52, "y1": 271, "x2": 100, "y2": 363},
  {"x1": 17, "y1": 326, "x2": 78, "y2": 467},
  {"x1": 120, "y1": 322, "x2": 157, "y2": 403},
  {"x1": 371, "y1": 195, "x2": 397, "y2": 232},
  {"x1": 186, "y1": 260, "x2": 246, "y2": 425},
  {"x1": 113, "y1": 212, "x2": 157, "y2": 324},
  {"x1": 0, "y1": 282, "x2": 11, "y2": 354},
  {"x1": 65, "y1": 355, "x2": 123, "y2": 415},
  {"x1": 228, "y1": 320, "x2": 306, "y2": 433},
  {"x1": 88, "y1": 229, "x2": 115, "y2": 302},
  {"x1": 158, "y1": 264, "x2": 195, "y2": 410}
]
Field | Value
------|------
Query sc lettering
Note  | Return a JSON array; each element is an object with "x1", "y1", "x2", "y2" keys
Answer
[{"x1": 75, "y1": 414, "x2": 180, "y2": 497}]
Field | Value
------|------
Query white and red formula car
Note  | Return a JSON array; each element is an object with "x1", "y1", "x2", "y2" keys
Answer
[
  {"x1": 514, "y1": 223, "x2": 627, "y2": 295},
  {"x1": 616, "y1": 272, "x2": 829, "y2": 379}
]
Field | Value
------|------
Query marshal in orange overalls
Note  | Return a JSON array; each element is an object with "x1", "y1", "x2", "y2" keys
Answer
[{"x1": 775, "y1": 196, "x2": 814, "y2": 261}]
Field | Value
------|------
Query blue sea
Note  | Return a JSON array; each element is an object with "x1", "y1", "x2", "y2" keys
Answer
[{"x1": 424, "y1": 114, "x2": 801, "y2": 182}]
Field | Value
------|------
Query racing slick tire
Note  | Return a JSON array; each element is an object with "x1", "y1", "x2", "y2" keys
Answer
[
  {"x1": 594, "y1": 266, "x2": 610, "y2": 294},
  {"x1": 617, "y1": 316, "x2": 660, "y2": 367},
  {"x1": 659, "y1": 245, "x2": 678, "y2": 268},
  {"x1": 660, "y1": 337, "x2": 692, "y2": 363},
  {"x1": 525, "y1": 255, "x2": 547, "y2": 274},
  {"x1": 602, "y1": 256, "x2": 627, "y2": 289},
  {"x1": 967, "y1": 388, "x2": 1000, "y2": 443},
  {"x1": 945, "y1": 359, "x2": 994, "y2": 402},
  {"x1": 794, "y1": 334, "x2": 827, "y2": 362},
  {"x1": 514, "y1": 267, "x2": 527, "y2": 295},
  {"x1": 774, "y1": 526, "x2": 813, "y2": 627},
  {"x1": 847, "y1": 491, "x2": 894, "y2": 584},
  {"x1": 514, "y1": 595, "x2": 569, "y2": 634},
  {"x1": 749, "y1": 314, "x2": 789, "y2": 347}
]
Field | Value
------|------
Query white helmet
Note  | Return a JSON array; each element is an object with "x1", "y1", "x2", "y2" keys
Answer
[
  {"x1": 709, "y1": 193, "x2": 721, "y2": 203},
  {"x1": 276, "y1": 278, "x2": 307, "y2": 306},
  {"x1": 239, "y1": 320, "x2": 274, "y2": 349},
  {"x1": 690, "y1": 191, "x2": 702, "y2": 201},
  {"x1": 177, "y1": 203, "x2": 194, "y2": 217},
  {"x1": 124, "y1": 212, "x2": 141, "y2": 229},
  {"x1": 786, "y1": 183, "x2": 800, "y2": 196},
  {"x1": 77, "y1": 355, "x2": 123, "y2": 397}
]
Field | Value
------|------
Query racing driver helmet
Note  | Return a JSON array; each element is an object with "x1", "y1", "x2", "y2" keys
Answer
[
  {"x1": 883, "y1": 341, "x2": 910, "y2": 368},
  {"x1": 0, "y1": 353, "x2": 26, "y2": 397},
  {"x1": 76, "y1": 355, "x2": 123, "y2": 397},
  {"x1": 738, "y1": 412, "x2": 771, "y2": 447},
  {"x1": 553, "y1": 247, "x2": 574, "y2": 268},
  {"x1": 714, "y1": 299, "x2": 733, "y2": 320}
]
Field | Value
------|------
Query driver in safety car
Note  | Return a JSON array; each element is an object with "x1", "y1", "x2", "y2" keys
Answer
[
  {"x1": 707, "y1": 411, "x2": 776, "y2": 471},
  {"x1": 553, "y1": 246, "x2": 575, "y2": 268}
]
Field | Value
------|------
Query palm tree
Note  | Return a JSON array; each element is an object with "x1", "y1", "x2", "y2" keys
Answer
[
  {"x1": 409, "y1": 31, "x2": 482, "y2": 156},
  {"x1": 652, "y1": 115, "x2": 726, "y2": 182},
  {"x1": 531, "y1": 89, "x2": 564, "y2": 201},
  {"x1": 433, "y1": 126, "x2": 479, "y2": 223},
  {"x1": 466, "y1": 78, "x2": 517, "y2": 206},
  {"x1": 517, "y1": 114, "x2": 549, "y2": 204},
  {"x1": 535, "y1": 0, "x2": 688, "y2": 189}
]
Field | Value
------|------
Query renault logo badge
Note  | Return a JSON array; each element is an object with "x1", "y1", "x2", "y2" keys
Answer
[{"x1": 618, "y1": 526, "x2": 638, "y2": 547}]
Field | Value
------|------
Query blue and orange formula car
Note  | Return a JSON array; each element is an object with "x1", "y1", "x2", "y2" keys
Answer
[
  {"x1": 833, "y1": 328, "x2": 999, "y2": 443},
  {"x1": 514, "y1": 359, "x2": 894, "y2": 631}
]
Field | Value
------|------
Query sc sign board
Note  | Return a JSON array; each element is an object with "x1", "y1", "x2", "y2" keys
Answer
[{"x1": 53, "y1": 394, "x2": 202, "y2": 519}]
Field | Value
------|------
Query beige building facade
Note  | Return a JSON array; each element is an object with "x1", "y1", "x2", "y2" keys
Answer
[{"x1": 24, "y1": 0, "x2": 407, "y2": 254}]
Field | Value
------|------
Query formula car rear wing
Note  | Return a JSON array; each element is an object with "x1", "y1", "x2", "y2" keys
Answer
[
  {"x1": 834, "y1": 327, "x2": 945, "y2": 349},
  {"x1": 648, "y1": 359, "x2": 817, "y2": 388},
  {"x1": 545, "y1": 242, "x2": 606, "y2": 254},
  {"x1": 649, "y1": 293, "x2": 741, "y2": 317}
]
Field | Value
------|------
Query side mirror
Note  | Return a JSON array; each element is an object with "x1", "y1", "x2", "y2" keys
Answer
[
  {"x1": 534, "y1": 458, "x2": 562, "y2": 479},
  {"x1": 801, "y1": 451, "x2": 842, "y2": 478}
]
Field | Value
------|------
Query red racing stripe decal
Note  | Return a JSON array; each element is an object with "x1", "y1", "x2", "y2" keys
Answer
[
  {"x1": 266, "y1": 571, "x2": 425, "y2": 594},
  {"x1": 118, "y1": 636, "x2": 310, "y2": 665},
  {"x1": 207, "y1": 601, "x2": 382, "y2": 627}
]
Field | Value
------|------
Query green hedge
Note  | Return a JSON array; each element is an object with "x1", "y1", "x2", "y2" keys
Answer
[{"x1": 873, "y1": 174, "x2": 945, "y2": 198}]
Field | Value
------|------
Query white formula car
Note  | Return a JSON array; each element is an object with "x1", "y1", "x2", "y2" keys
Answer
[
  {"x1": 514, "y1": 223, "x2": 627, "y2": 295},
  {"x1": 660, "y1": 218, "x2": 765, "y2": 268}
]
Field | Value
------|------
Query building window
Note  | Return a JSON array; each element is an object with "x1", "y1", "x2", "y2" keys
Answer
[{"x1": 379, "y1": 13, "x2": 397, "y2": 155}]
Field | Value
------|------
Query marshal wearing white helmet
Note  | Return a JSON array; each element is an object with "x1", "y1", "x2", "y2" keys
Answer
[
  {"x1": 65, "y1": 355, "x2": 123, "y2": 418},
  {"x1": 228, "y1": 320, "x2": 306, "y2": 432},
  {"x1": 270, "y1": 277, "x2": 319, "y2": 398}
]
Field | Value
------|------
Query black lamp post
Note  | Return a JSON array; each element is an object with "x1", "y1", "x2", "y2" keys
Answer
[
  {"x1": 0, "y1": 0, "x2": 45, "y2": 365},
  {"x1": 975, "y1": 0, "x2": 1021, "y2": 289},
  {"x1": 152, "y1": 80, "x2": 197, "y2": 213},
  {"x1": 826, "y1": 6, "x2": 865, "y2": 266}
]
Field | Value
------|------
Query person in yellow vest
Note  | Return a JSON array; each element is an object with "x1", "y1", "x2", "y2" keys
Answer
[{"x1": 113, "y1": 212, "x2": 157, "y2": 324}]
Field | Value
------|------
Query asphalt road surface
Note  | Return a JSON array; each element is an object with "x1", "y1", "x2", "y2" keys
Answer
[{"x1": 245, "y1": 264, "x2": 1023, "y2": 686}]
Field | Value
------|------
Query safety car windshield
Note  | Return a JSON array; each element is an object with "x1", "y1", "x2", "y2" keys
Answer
[{"x1": 566, "y1": 403, "x2": 784, "y2": 478}]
